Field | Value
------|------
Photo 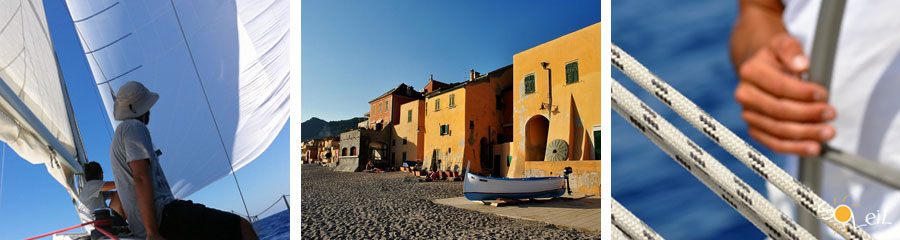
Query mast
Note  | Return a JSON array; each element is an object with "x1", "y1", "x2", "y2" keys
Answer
[
  {"x1": 52, "y1": 31, "x2": 90, "y2": 191},
  {"x1": 799, "y1": 0, "x2": 846, "y2": 237}
]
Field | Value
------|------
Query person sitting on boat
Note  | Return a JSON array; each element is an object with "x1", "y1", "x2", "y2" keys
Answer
[
  {"x1": 732, "y1": 0, "x2": 900, "y2": 237},
  {"x1": 109, "y1": 81, "x2": 259, "y2": 240},
  {"x1": 78, "y1": 161, "x2": 127, "y2": 222}
]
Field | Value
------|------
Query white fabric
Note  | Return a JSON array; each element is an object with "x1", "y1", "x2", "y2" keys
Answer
[
  {"x1": 64, "y1": 0, "x2": 290, "y2": 198},
  {"x1": 0, "y1": 0, "x2": 88, "y2": 227},
  {"x1": 774, "y1": 0, "x2": 900, "y2": 238},
  {"x1": 0, "y1": 0, "x2": 78, "y2": 181}
]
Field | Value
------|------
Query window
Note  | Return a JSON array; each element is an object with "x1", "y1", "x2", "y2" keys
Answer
[
  {"x1": 402, "y1": 152, "x2": 407, "y2": 162},
  {"x1": 385, "y1": 100, "x2": 390, "y2": 112},
  {"x1": 402, "y1": 138, "x2": 407, "y2": 145},
  {"x1": 350, "y1": 147, "x2": 357, "y2": 156},
  {"x1": 496, "y1": 95, "x2": 502, "y2": 110},
  {"x1": 378, "y1": 103, "x2": 382, "y2": 113},
  {"x1": 342, "y1": 148, "x2": 348, "y2": 156},
  {"x1": 440, "y1": 124, "x2": 449, "y2": 135},
  {"x1": 392, "y1": 139, "x2": 396, "y2": 146},
  {"x1": 449, "y1": 94, "x2": 456, "y2": 108},
  {"x1": 408, "y1": 109, "x2": 413, "y2": 122},
  {"x1": 524, "y1": 74, "x2": 535, "y2": 94},
  {"x1": 566, "y1": 61, "x2": 579, "y2": 84},
  {"x1": 435, "y1": 98, "x2": 441, "y2": 111}
]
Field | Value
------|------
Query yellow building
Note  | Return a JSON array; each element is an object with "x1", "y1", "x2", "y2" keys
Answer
[
  {"x1": 391, "y1": 99, "x2": 425, "y2": 166},
  {"x1": 423, "y1": 66, "x2": 513, "y2": 175},
  {"x1": 508, "y1": 22, "x2": 601, "y2": 195},
  {"x1": 317, "y1": 137, "x2": 340, "y2": 164}
]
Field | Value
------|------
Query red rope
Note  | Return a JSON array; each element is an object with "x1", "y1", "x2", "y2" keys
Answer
[
  {"x1": 24, "y1": 220, "x2": 120, "y2": 240},
  {"x1": 24, "y1": 221, "x2": 94, "y2": 240}
]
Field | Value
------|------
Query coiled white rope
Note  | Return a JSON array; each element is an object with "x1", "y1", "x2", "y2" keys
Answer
[
  {"x1": 612, "y1": 197, "x2": 664, "y2": 240},
  {"x1": 612, "y1": 43, "x2": 872, "y2": 240},
  {"x1": 612, "y1": 78, "x2": 814, "y2": 239}
]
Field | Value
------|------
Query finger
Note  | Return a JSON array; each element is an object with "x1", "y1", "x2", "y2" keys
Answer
[
  {"x1": 734, "y1": 82, "x2": 835, "y2": 122},
  {"x1": 742, "y1": 110, "x2": 835, "y2": 141},
  {"x1": 738, "y1": 56, "x2": 828, "y2": 102},
  {"x1": 748, "y1": 128, "x2": 821, "y2": 156},
  {"x1": 770, "y1": 33, "x2": 809, "y2": 73}
]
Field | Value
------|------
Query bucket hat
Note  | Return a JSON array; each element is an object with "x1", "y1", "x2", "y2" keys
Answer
[{"x1": 113, "y1": 81, "x2": 159, "y2": 120}]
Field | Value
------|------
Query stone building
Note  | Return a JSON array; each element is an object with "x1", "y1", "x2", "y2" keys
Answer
[{"x1": 335, "y1": 128, "x2": 390, "y2": 172}]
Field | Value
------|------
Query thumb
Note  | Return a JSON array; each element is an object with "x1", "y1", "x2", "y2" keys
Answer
[{"x1": 771, "y1": 33, "x2": 809, "y2": 73}]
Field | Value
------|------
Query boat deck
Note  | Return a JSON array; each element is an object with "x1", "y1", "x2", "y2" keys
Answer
[{"x1": 432, "y1": 195, "x2": 600, "y2": 233}]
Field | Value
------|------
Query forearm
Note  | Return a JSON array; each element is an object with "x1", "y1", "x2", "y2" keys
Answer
[
  {"x1": 101, "y1": 181, "x2": 116, "y2": 191},
  {"x1": 134, "y1": 175, "x2": 160, "y2": 235},
  {"x1": 730, "y1": 0, "x2": 788, "y2": 68}
]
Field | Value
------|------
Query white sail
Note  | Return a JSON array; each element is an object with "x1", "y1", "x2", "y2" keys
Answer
[
  {"x1": 0, "y1": 0, "x2": 81, "y2": 190},
  {"x1": 64, "y1": 0, "x2": 290, "y2": 198}
]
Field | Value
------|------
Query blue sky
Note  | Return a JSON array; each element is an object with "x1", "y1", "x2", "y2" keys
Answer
[
  {"x1": 301, "y1": 0, "x2": 601, "y2": 122},
  {"x1": 0, "y1": 1, "x2": 289, "y2": 238}
]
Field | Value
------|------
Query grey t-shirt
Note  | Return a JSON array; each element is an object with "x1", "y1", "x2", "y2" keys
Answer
[
  {"x1": 77, "y1": 180, "x2": 108, "y2": 214},
  {"x1": 110, "y1": 119, "x2": 175, "y2": 238}
]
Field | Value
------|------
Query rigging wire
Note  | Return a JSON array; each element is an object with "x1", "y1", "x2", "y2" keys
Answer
[
  {"x1": 60, "y1": 0, "x2": 114, "y2": 141},
  {"x1": 167, "y1": 0, "x2": 252, "y2": 222}
]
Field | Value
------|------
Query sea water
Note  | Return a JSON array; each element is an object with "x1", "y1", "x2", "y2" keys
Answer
[
  {"x1": 611, "y1": 0, "x2": 789, "y2": 239},
  {"x1": 253, "y1": 210, "x2": 289, "y2": 240}
]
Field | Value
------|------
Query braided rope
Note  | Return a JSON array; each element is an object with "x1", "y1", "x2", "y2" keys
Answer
[
  {"x1": 612, "y1": 43, "x2": 871, "y2": 240},
  {"x1": 612, "y1": 197, "x2": 664, "y2": 240},
  {"x1": 613, "y1": 78, "x2": 814, "y2": 239},
  {"x1": 612, "y1": 223, "x2": 633, "y2": 240}
]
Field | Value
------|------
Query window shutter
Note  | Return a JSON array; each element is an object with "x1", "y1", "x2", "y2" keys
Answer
[
  {"x1": 524, "y1": 75, "x2": 535, "y2": 94},
  {"x1": 566, "y1": 61, "x2": 579, "y2": 84}
]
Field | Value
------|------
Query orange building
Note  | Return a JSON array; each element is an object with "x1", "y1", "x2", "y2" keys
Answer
[
  {"x1": 507, "y1": 22, "x2": 601, "y2": 195},
  {"x1": 423, "y1": 66, "x2": 514, "y2": 176},
  {"x1": 367, "y1": 84, "x2": 422, "y2": 130}
]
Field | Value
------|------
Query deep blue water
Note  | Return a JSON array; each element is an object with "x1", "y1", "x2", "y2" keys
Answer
[
  {"x1": 612, "y1": 1, "x2": 790, "y2": 239},
  {"x1": 253, "y1": 210, "x2": 289, "y2": 240}
]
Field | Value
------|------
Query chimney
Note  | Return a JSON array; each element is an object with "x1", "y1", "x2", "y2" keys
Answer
[{"x1": 470, "y1": 69, "x2": 475, "y2": 81}]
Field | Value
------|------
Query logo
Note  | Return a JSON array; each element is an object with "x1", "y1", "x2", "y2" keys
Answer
[{"x1": 818, "y1": 195, "x2": 892, "y2": 236}]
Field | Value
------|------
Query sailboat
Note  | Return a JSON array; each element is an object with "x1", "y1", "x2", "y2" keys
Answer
[{"x1": 0, "y1": 0, "x2": 288, "y2": 238}]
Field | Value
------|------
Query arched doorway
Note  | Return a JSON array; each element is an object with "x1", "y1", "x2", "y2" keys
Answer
[{"x1": 525, "y1": 115, "x2": 550, "y2": 161}]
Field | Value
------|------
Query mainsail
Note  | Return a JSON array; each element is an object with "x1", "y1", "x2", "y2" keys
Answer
[
  {"x1": 64, "y1": 0, "x2": 289, "y2": 198},
  {"x1": 0, "y1": 0, "x2": 82, "y2": 192}
]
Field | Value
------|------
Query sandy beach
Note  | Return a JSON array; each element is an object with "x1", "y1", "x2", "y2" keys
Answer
[{"x1": 300, "y1": 164, "x2": 600, "y2": 239}]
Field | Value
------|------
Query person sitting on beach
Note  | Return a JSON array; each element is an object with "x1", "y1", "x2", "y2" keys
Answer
[
  {"x1": 109, "y1": 81, "x2": 259, "y2": 240},
  {"x1": 78, "y1": 161, "x2": 127, "y2": 222},
  {"x1": 366, "y1": 160, "x2": 375, "y2": 171}
]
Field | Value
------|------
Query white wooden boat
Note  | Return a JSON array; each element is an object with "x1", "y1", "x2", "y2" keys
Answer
[
  {"x1": 463, "y1": 172, "x2": 567, "y2": 201},
  {"x1": 462, "y1": 161, "x2": 570, "y2": 201}
]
